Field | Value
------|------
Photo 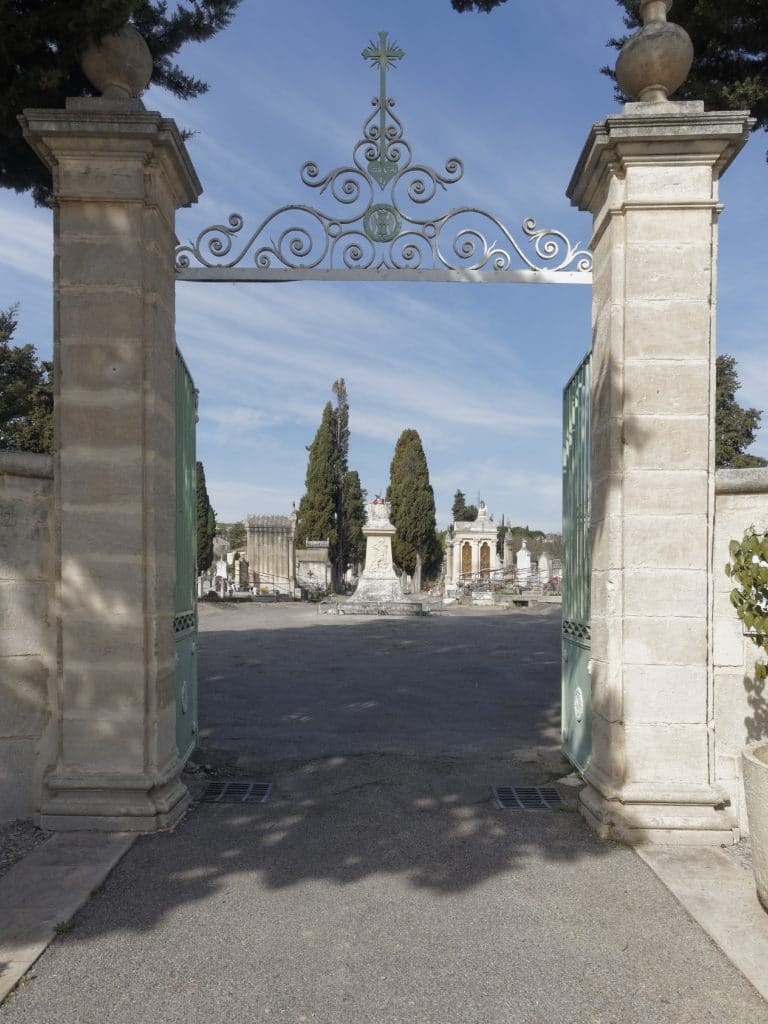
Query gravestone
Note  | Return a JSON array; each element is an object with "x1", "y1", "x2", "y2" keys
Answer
[{"x1": 516, "y1": 540, "x2": 532, "y2": 584}]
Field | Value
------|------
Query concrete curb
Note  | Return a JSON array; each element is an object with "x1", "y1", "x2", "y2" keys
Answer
[
  {"x1": 637, "y1": 845, "x2": 768, "y2": 1003},
  {"x1": 0, "y1": 832, "x2": 135, "y2": 1003}
]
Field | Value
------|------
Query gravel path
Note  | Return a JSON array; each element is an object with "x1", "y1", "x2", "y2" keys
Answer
[{"x1": 0, "y1": 821, "x2": 50, "y2": 882}]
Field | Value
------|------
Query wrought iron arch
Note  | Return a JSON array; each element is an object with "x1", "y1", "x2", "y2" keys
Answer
[{"x1": 176, "y1": 32, "x2": 592, "y2": 286}]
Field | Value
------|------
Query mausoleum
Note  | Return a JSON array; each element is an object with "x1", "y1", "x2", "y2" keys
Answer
[
  {"x1": 245, "y1": 511, "x2": 297, "y2": 595},
  {"x1": 445, "y1": 500, "x2": 501, "y2": 585}
]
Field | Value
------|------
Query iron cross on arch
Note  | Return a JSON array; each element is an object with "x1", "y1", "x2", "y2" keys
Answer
[{"x1": 175, "y1": 32, "x2": 592, "y2": 284}]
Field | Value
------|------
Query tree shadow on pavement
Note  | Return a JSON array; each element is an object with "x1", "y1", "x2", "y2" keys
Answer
[
  {"x1": 49, "y1": 606, "x2": 615, "y2": 939},
  {"x1": 10, "y1": 612, "x2": 768, "y2": 1024}
]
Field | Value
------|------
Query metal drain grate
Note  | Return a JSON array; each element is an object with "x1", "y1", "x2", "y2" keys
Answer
[
  {"x1": 201, "y1": 781, "x2": 272, "y2": 804},
  {"x1": 491, "y1": 785, "x2": 563, "y2": 810}
]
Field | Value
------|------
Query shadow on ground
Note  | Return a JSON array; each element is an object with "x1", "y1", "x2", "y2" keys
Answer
[
  {"x1": 195, "y1": 604, "x2": 565, "y2": 762},
  {"x1": 6, "y1": 607, "x2": 768, "y2": 1024},
  {"x1": 74, "y1": 606, "x2": 611, "y2": 926}
]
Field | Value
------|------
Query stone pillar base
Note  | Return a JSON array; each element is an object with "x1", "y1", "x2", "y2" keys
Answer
[
  {"x1": 579, "y1": 781, "x2": 738, "y2": 846},
  {"x1": 39, "y1": 770, "x2": 189, "y2": 832}
]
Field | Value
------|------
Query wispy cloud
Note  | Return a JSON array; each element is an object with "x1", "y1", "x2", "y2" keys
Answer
[
  {"x1": 1, "y1": 0, "x2": 765, "y2": 531},
  {"x1": 0, "y1": 206, "x2": 52, "y2": 280},
  {"x1": 176, "y1": 279, "x2": 561, "y2": 446}
]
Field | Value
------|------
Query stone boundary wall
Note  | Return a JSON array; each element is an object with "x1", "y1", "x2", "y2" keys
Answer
[
  {"x1": 0, "y1": 452, "x2": 56, "y2": 822},
  {"x1": 713, "y1": 468, "x2": 768, "y2": 835}
]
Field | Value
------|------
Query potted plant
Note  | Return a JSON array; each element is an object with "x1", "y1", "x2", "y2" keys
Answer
[{"x1": 726, "y1": 530, "x2": 768, "y2": 911}]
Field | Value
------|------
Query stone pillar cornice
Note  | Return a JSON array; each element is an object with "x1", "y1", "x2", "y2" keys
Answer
[
  {"x1": 568, "y1": 105, "x2": 754, "y2": 215},
  {"x1": 19, "y1": 106, "x2": 202, "y2": 210}
]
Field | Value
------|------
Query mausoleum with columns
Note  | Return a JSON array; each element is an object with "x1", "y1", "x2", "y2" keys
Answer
[
  {"x1": 245, "y1": 511, "x2": 297, "y2": 595},
  {"x1": 445, "y1": 501, "x2": 501, "y2": 585}
]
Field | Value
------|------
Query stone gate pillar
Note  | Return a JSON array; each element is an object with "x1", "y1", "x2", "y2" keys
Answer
[
  {"x1": 567, "y1": 2, "x2": 753, "y2": 843},
  {"x1": 19, "y1": 27, "x2": 202, "y2": 830}
]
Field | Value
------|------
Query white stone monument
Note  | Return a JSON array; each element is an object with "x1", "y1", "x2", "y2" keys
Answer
[
  {"x1": 516, "y1": 539, "x2": 532, "y2": 585},
  {"x1": 347, "y1": 499, "x2": 410, "y2": 606},
  {"x1": 538, "y1": 551, "x2": 551, "y2": 581}
]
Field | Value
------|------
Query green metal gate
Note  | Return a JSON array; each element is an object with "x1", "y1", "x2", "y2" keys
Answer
[
  {"x1": 562, "y1": 350, "x2": 592, "y2": 771},
  {"x1": 175, "y1": 349, "x2": 198, "y2": 760}
]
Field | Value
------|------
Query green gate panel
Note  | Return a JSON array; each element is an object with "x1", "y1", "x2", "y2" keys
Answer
[
  {"x1": 562, "y1": 351, "x2": 592, "y2": 772},
  {"x1": 175, "y1": 349, "x2": 198, "y2": 760}
]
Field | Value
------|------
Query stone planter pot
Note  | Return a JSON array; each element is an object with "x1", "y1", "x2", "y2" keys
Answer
[{"x1": 743, "y1": 741, "x2": 768, "y2": 913}]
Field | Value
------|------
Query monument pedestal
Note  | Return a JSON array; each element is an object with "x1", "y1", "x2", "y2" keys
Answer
[{"x1": 346, "y1": 501, "x2": 423, "y2": 613}]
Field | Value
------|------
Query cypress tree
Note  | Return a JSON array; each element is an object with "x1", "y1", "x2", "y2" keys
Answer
[
  {"x1": 196, "y1": 461, "x2": 216, "y2": 574},
  {"x1": 451, "y1": 490, "x2": 468, "y2": 521},
  {"x1": 331, "y1": 379, "x2": 350, "y2": 589},
  {"x1": 451, "y1": 489, "x2": 477, "y2": 522},
  {"x1": 297, "y1": 382, "x2": 368, "y2": 589},
  {"x1": 387, "y1": 429, "x2": 440, "y2": 592},
  {"x1": 342, "y1": 470, "x2": 367, "y2": 573},
  {"x1": 496, "y1": 513, "x2": 508, "y2": 559},
  {"x1": 296, "y1": 402, "x2": 338, "y2": 558}
]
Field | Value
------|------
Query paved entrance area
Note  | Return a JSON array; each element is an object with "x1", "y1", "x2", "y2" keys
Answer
[{"x1": 2, "y1": 604, "x2": 767, "y2": 1022}]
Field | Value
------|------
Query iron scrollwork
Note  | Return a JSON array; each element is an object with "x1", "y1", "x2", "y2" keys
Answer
[{"x1": 175, "y1": 32, "x2": 592, "y2": 281}]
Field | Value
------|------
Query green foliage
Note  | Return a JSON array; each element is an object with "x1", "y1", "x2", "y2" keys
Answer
[
  {"x1": 0, "y1": 1, "x2": 241, "y2": 204},
  {"x1": 331, "y1": 378, "x2": 349, "y2": 588},
  {"x1": 725, "y1": 530, "x2": 768, "y2": 680},
  {"x1": 331, "y1": 379, "x2": 350, "y2": 474},
  {"x1": 196, "y1": 461, "x2": 215, "y2": 573},
  {"x1": 342, "y1": 469, "x2": 366, "y2": 571},
  {"x1": 716, "y1": 354, "x2": 767, "y2": 468},
  {"x1": 297, "y1": 382, "x2": 365, "y2": 587},
  {"x1": 451, "y1": 489, "x2": 478, "y2": 522},
  {"x1": 296, "y1": 401, "x2": 338, "y2": 555},
  {"x1": 452, "y1": 489, "x2": 467, "y2": 520},
  {"x1": 451, "y1": 0, "x2": 507, "y2": 11},
  {"x1": 605, "y1": 1, "x2": 768, "y2": 137},
  {"x1": 226, "y1": 521, "x2": 246, "y2": 550},
  {"x1": 504, "y1": 525, "x2": 547, "y2": 559},
  {"x1": 387, "y1": 429, "x2": 440, "y2": 588},
  {"x1": 496, "y1": 514, "x2": 508, "y2": 559},
  {"x1": 506, "y1": 525, "x2": 545, "y2": 541},
  {"x1": 456, "y1": 0, "x2": 768, "y2": 151},
  {"x1": 0, "y1": 304, "x2": 53, "y2": 453}
]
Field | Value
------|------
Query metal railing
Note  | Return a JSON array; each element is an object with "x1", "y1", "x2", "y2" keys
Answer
[{"x1": 453, "y1": 567, "x2": 562, "y2": 596}]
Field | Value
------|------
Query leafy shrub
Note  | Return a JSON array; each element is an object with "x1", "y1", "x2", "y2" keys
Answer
[{"x1": 726, "y1": 530, "x2": 768, "y2": 680}]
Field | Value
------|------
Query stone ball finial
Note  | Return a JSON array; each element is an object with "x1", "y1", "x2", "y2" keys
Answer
[
  {"x1": 615, "y1": 0, "x2": 694, "y2": 104},
  {"x1": 81, "y1": 24, "x2": 153, "y2": 100}
]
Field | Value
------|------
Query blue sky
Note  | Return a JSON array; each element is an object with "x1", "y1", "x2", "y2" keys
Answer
[{"x1": 2, "y1": 0, "x2": 767, "y2": 529}]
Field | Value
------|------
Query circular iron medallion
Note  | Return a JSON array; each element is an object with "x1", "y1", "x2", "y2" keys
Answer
[
  {"x1": 573, "y1": 686, "x2": 584, "y2": 724},
  {"x1": 363, "y1": 204, "x2": 402, "y2": 243}
]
